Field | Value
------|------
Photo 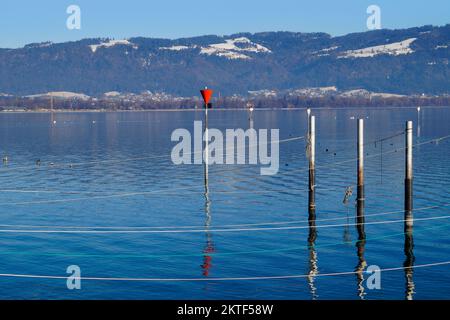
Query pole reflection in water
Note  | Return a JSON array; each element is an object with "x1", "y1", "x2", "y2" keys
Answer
[
  {"x1": 201, "y1": 181, "x2": 215, "y2": 277},
  {"x1": 404, "y1": 215, "x2": 415, "y2": 300},
  {"x1": 307, "y1": 207, "x2": 319, "y2": 300},
  {"x1": 355, "y1": 202, "x2": 367, "y2": 300}
]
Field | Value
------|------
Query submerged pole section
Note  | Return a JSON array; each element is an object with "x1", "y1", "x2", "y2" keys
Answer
[
  {"x1": 308, "y1": 115, "x2": 316, "y2": 211},
  {"x1": 357, "y1": 119, "x2": 365, "y2": 222},
  {"x1": 404, "y1": 220, "x2": 415, "y2": 300},
  {"x1": 405, "y1": 121, "x2": 413, "y2": 228},
  {"x1": 307, "y1": 204, "x2": 318, "y2": 299}
]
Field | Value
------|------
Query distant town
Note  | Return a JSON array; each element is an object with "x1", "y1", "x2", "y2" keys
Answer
[{"x1": 0, "y1": 87, "x2": 449, "y2": 111}]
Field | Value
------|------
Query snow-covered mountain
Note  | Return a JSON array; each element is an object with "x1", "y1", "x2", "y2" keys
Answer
[{"x1": 0, "y1": 25, "x2": 449, "y2": 96}]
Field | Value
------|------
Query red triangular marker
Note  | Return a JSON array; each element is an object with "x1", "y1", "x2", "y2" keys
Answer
[{"x1": 200, "y1": 88, "x2": 213, "y2": 105}]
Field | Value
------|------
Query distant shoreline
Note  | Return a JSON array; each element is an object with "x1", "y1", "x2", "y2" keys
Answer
[{"x1": 1, "y1": 105, "x2": 449, "y2": 114}]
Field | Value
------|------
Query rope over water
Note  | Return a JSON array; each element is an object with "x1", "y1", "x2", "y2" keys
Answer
[{"x1": 0, "y1": 260, "x2": 449, "y2": 282}]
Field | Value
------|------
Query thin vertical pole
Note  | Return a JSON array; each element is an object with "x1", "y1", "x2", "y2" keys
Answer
[
  {"x1": 308, "y1": 116, "x2": 315, "y2": 210},
  {"x1": 357, "y1": 119, "x2": 365, "y2": 222},
  {"x1": 417, "y1": 107, "x2": 421, "y2": 138},
  {"x1": 379, "y1": 139, "x2": 383, "y2": 184},
  {"x1": 306, "y1": 108, "x2": 311, "y2": 140},
  {"x1": 307, "y1": 114, "x2": 317, "y2": 297},
  {"x1": 203, "y1": 98, "x2": 212, "y2": 277},
  {"x1": 204, "y1": 104, "x2": 209, "y2": 194},
  {"x1": 404, "y1": 120, "x2": 414, "y2": 300},
  {"x1": 355, "y1": 119, "x2": 366, "y2": 299},
  {"x1": 307, "y1": 111, "x2": 317, "y2": 297},
  {"x1": 50, "y1": 95, "x2": 56, "y2": 125},
  {"x1": 405, "y1": 121, "x2": 413, "y2": 228}
]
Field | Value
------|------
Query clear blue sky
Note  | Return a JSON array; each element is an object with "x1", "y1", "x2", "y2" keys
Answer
[{"x1": 0, "y1": 0, "x2": 449, "y2": 48}]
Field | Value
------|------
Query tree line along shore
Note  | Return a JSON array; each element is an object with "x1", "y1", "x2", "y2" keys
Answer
[{"x1": 0, "y1": 95, "x2": 449, "y2": 111}]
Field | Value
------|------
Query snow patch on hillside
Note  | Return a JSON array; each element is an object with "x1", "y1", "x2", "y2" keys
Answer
[
  {"x1": 370, "y1": 92, "x2": 406, "y2": 98},
  {"x1": 248, "y1": 89, "x2": 277, "y2": 97},
  {"x1": 289, "y1": 86, "x2": 338, "y2": 97},
  {"x1": 27, "y1": 92, "x2": 90, "y2": 100},
  {"x1": 90, "y1": 39, "x2": 138, "y2": 53},
  {"x1": 158, "y1": 38, "x2": 271, "y2": 60},
  {"x1": 313, "y1": 46, "x2": 339, "y2": 57},
  {"x1": 200, "y1": 37, "x2": 271, "y2": 60},
  {"x1": 159, "y1": 37, "x2": 272, "y2": 60},
  {"x1": 316, "y1": 46, "x2": 339, "y2": 53},
  {"x1": 159, "y1": 45, "x2": 191, "y2": 51},
  {"x1": 340, "y1": 89, "x2": 406, "y2": 98},
  {"x1": 104, "y1": 91, "x2": 121, "y2": 97},
  {"x1": 211, "y1": 51, "x2": 252, "y2": 60},
  {"x1": 339, "y1": 38, "x2": 417, "y2": 58}
]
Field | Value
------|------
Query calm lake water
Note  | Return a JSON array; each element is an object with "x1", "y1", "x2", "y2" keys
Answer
[{"x1": 0, "y1": 107, "x2": 449, "y2": 300}]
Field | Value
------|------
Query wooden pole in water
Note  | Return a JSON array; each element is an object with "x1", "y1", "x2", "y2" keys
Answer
[
  {"x1": 306, "y1": 108, "x2": 311, "y2": 140},
  {"x1": 405, "y1": 121, "x2": 413, "y2": 228},
  {"x1": 307, "y1": 112, "x2": 317, "y2": 296},
  {"x1": 308, "y1": 115, "x2": 315, "y2": 210},
  {"x1": 355, "y1": 119, "x2": 366, "y2": 299},
  {"x1": 404, "y1": 121, "x2": 414, "y2": 294},
  {"x1": 357, "y1": 119, "x2": 365, "y2": 222}
]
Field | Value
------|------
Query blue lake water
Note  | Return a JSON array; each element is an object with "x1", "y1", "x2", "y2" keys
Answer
[{"x1": 0, "y1": 107, "x2": 449, "y2": 300}]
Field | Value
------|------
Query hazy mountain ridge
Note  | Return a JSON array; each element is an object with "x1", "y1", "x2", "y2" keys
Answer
[{"x1": 0, "y1": 25, "x2": 449, "y2": 96}]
